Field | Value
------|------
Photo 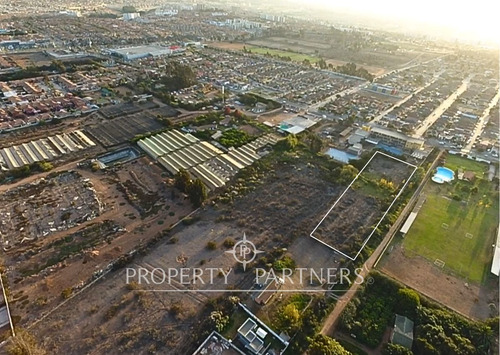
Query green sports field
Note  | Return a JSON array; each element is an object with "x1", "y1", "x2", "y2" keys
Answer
[
  {"x1": 246, "y1": 46, "x2": 320, "y2": 63},
  {"x1": 403, "y1": 156, "x2": 498, "y2": 284}
]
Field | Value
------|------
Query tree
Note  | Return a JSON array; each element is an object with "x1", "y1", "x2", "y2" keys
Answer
[
  {"x1": 187, "y1": 178, "x2": 207, "y2": 207},
  {"x1": 338, "y1": 164, "x2": 359, "y2": 184},
  {"x1": 382, "y1": 343, "x2": 413, "y2": 355},
  {"x1": 277, "y1": 134, "x2": 298, "y2": 151},
  {"x1": 395, "y1": 288, "x2": 420, "y2": 318},
  {"x1": 122, "y1": 5, "x2": 136, "y2": 13},
  {"x1": 208, "y1": 311, "x2": 229, "y2": 332},
  {"x1": 274, "y1": 303, "x2": 301, "y2": 332},
  {"x1": 307, "y1": 334, "x2": 351, "y2": 355},
  {"x1": 308, "y1": 134, "x2": 323, "y2": 153},
  {"x1": 174, "y1": 168, "x2": 191, "y2": 193},
  {"x1": 318, "y1": 58, "x2": 327, "y2": 70}
]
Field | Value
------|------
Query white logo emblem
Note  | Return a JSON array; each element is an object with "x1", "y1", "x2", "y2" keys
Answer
[{"x1": 225, "y1": 233, "x2": 264, "y2": 271}]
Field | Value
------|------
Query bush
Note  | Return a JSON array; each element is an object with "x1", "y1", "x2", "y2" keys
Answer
[
  {"x1": 382, "y1": 343, "x2": 414, "y2": 355},
  {"x1": 395, "y1": 288, "x2": 420, "y2": 319},
  {"x1": 61, "y1": 287, "x2": 72, "y2": 299},
  {"x1": 168, "y1": 237, "x2": 178, "y2": 244},
  {"x1": 206, "y1": 241, "x2": 217, "y2": 250},
  {"x1": 273, "y1": 256, "x2": 296, "y2": 271},
  {"x1": 127, "y1": 281, "x2": 139, "y2": 290},
  {"x1": 182, "y1": 216, "x2": 200, "y2": 225},
  {"x1": 223, "y1": 238, "x2": 235, "y2": 248}
]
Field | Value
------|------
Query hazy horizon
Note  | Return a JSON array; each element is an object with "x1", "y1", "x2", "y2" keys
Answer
[{"x1": 282, "y1": 0, "x2": 499, "y2": 44}]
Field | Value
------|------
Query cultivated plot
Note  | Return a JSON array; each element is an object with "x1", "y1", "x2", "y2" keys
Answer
[
  {"x1": 310, "y1": 151, "x2": 416, "y2": 260},
  {"x1": 86, "y1": 112, "x2": 164, "y2": 147}
]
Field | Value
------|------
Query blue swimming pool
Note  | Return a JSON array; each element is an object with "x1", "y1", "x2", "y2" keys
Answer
[{"x1": 432, "y1": 167, "x2": 454, "y2": 183}]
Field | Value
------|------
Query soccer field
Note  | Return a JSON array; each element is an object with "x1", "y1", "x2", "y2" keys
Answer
[{"x1": 403, "y1": 159, "x2": 498, "y2": 284}]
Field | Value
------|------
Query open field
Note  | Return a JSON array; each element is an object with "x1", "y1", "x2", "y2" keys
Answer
[
  {"x1": 402, "y1": 174, "x2": 498, "y2": 283},
  {"x1": 24, "y1": 157, "x2": 346, "y2": 353},
  {"x1": 246, "y1": 46, "x2": 320, "y2": 63},
  {"x1": 311, "y1": 152, "x2": 416, "y2": 260},
  {"x1": 379, "y1": 155, "x2": 499, "y2": 320},
  {"x1": 445, "y1": 154, "x2": 489, "y2": 179},
  {"x1": 2, "y1": 156, "x2": 193, "y2": 329},
  {"x1": 209, "y1": 41, "x2": 387, "y2": 76},
  {"x1": 379, "y1": 244, "x2": 499, "y2": 320},
  {"x1": 99, "y1": 102, "x2": 156, "y2": 119}
]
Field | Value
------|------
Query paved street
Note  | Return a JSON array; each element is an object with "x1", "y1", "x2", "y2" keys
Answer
[{"x1": 461, "y1": 89, "x2": 500, "y2": 153}]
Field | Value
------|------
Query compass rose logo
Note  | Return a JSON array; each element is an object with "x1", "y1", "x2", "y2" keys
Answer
[{"x1": 225, "y1": 233, "x2": 264, "y2": 271}]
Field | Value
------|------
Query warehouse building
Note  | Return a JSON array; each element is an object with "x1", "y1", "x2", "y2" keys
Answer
[{"x1": 108, "y1": 45, "x2": 184, "y2": 61}]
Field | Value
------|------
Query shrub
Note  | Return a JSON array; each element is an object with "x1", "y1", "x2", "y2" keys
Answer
[
  {"x1": 127, "y1": 281, "x2": 139, "y2": 290},
  {"x1": 168, "y1": 237, "x2": 178, "y2": 244},
  {"x1": 61, "y1": 287, "x2": 72, "y2": 299},
  {"x1": 223, "y1": 238, "x2": 235, "y2": 248},
  {"x1": 273, "y1": 256, "x2": 296, "y2": 271},
  {"x1": 206, "y1": 241, "x2": 217, "y2": 250}
]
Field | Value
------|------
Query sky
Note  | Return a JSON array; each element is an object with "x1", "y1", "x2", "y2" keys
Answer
[{"x1": 301, "y1": 0, "x2": 500, "y2": 43}]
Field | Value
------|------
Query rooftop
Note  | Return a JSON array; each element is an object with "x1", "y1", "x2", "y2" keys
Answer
[
  {"x1": 391, "y1": 314, "x2": 414, "y2": 349},
  {"x1": 192, "y1": 331, "x2": 245, "y2": 355}
]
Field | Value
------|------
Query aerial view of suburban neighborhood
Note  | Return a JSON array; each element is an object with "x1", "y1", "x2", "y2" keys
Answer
[{"x1": 0, "y1": 0, "x2": 498, "y2": 354}]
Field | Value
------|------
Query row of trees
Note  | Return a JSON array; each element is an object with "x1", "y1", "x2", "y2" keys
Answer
[
  {"x1": 238, "y1": 93, "x2": 281, "y2": 110},
  {"x1": 174, "y1": 169, "x2": 207, "y2": 207},
  {"x1": 335, "y1": 62, "x2": 375, "y2": 82},
  {"x1": 339, "y1": 272, "x2": 497, "y2": 354},
  {"x1": 159, "y1": 62, "x2": 197, "y2": 92}
]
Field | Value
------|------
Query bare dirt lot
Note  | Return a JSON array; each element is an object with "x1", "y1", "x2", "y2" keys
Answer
[
  {"x1": 2, "y1": 156, "x2": 193, "y2": 329},
  {"x1": 311, "y1": 153, "x2": 415, "y2": 258},
  {"x1": 208, "y1": 42, "x2": 247, "y2": 51},
  {"x1": 0, "y1": 171, "x2": 103, "y2": 248},
  {"x1": 312, "y1": 189, "x2": 380, "y2": 258},
  {"x1": 379, "y1": 243, "x2": 499, "y2": 320},
  {"x1": 26, "y1": 158, "x2": 347, "y2": 354}
]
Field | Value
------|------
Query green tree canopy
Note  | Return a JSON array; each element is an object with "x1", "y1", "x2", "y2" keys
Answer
[
  {"x1": 307, "y1": 334, "x2": 351, "y2": 355},
  {"x1": 395, "y1": 288, "x2": 420, "y2": 318},
  {"x1": 187, "y1": 178, "x2": 207, "y2": 207},
  {"x1": 174, "y1": 168, "x2": 191, "y2": 193},
  {"x1": 382, "y1": 343, "x2": 414, "y2": 355},
  {"x1": 274, "y1": 303, "x2": 301, "y2": 333}
]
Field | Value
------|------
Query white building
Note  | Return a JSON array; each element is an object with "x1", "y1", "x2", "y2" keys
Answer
[{"x1": 123, "y1": 13, "x2": 140, "y2": 21}]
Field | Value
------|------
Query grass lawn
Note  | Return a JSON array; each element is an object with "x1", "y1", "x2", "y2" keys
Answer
[
  {"x1": 246, "y1": 46, "x2": 320, "y2": 63},
  {"x1": 444, "y1": 154, "x2": 489, "y2": 179},
  {"x1": 403, "y1": 167, "x2": 498, "y2": 283}
]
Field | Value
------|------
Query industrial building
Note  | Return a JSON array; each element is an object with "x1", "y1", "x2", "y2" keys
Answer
[
  {"x1": 0, "y1": 130, "x2": 95, "y2": 170},
  {"x1": 137, "y1": 130, "x2": 279, "y2": 190},
  {"x1": 108, "y1": 45, "x2": 184, "y2": 61},
  {"x1": 367, "y1": 126, "x2": 425, "y2": 150}
]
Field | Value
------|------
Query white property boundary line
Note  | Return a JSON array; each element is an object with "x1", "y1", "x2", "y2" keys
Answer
[
  {"x1": 310, "y1": 151, "x2": 417, "y2": 261},
  {"x1": 0, "y1": 272, "x2": 15, "y2": 337}
]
